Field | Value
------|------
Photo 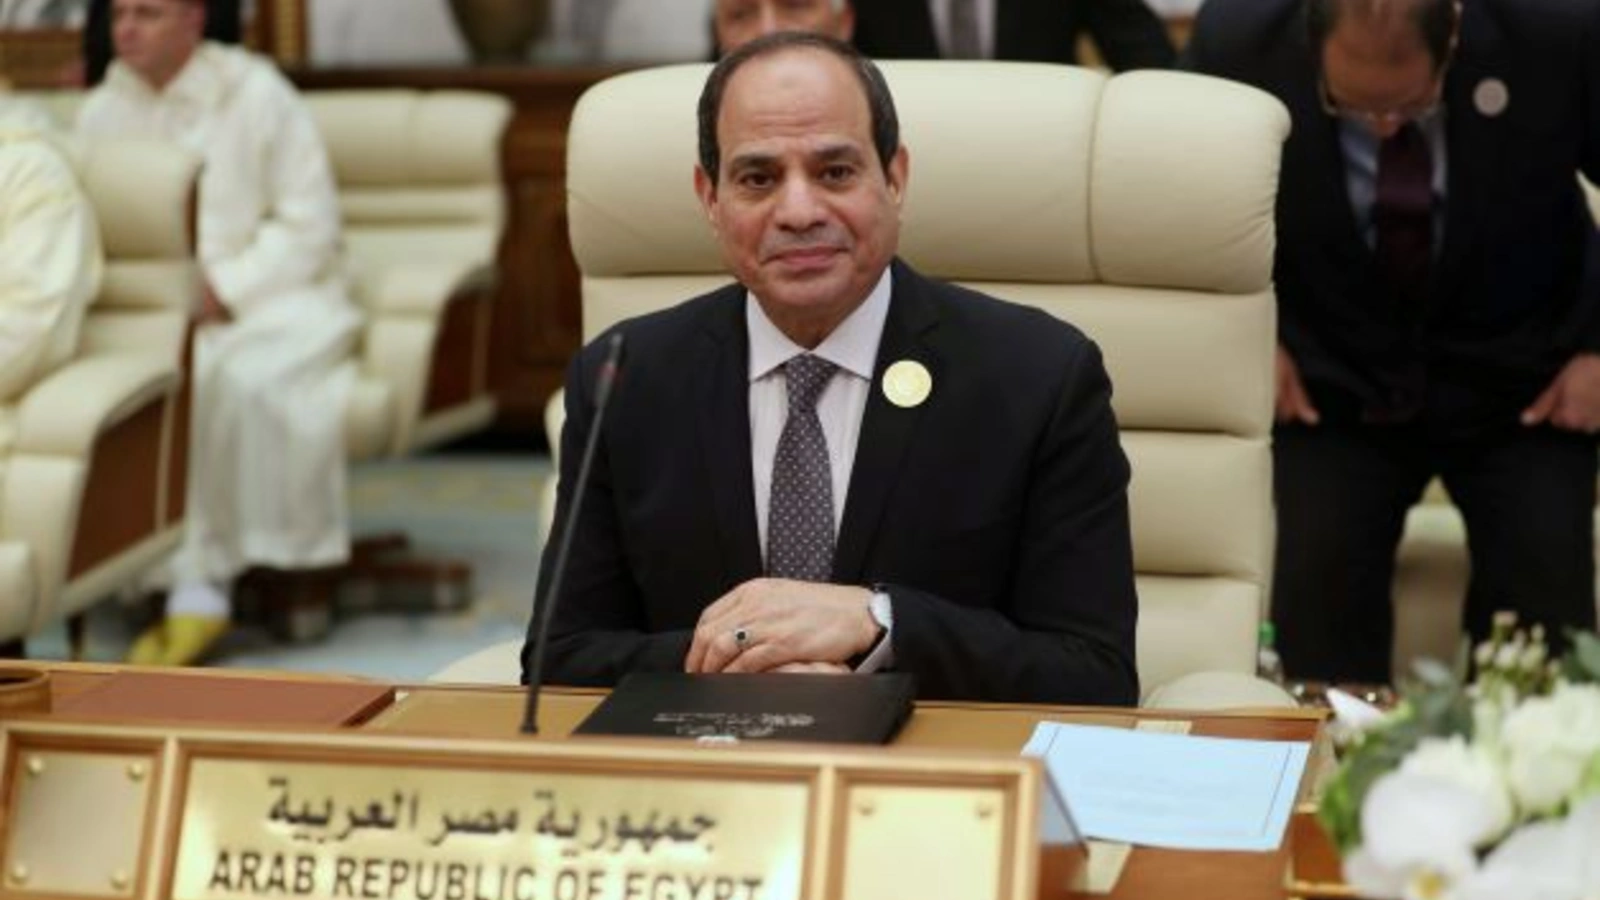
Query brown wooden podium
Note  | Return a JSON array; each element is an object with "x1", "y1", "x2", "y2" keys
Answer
[{"x1": 6, "y1": 663, "x2": 1321, "y2": 900}]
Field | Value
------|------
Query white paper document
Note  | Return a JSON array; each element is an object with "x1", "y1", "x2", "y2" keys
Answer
[{"x1": 1022, "y1": 722, "x2": 1309, "y2": 852}]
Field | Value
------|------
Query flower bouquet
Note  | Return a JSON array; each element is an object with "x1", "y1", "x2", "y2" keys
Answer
[{"x1": 1317, "y1": 615, "x2": 1600, "y2": 900}]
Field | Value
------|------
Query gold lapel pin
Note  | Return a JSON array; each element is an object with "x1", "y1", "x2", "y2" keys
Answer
[
  {"x1": 883, "y1": 360, "x2": 932, "y2": 409},
  {"x1": 1474, "y1": 78, "x2": 1509, "y2": 118}
]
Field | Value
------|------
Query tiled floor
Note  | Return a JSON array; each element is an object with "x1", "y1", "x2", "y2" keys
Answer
[{"x1": 29, "y1": 453, "x2": 551, "y2": 683}]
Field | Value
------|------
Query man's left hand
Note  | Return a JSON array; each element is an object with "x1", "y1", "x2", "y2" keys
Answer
[
  {"x1": 1522, "y1": 353, "x2": 1600, "y2": 433},
  {"x1": 685, "y1": 579, "x2": 880, "y2": 675}
]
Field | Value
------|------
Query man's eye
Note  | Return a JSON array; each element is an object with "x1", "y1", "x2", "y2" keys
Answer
[
  {"x1": 737, "y1": 172, "x2": 774, "y2": 189},
  {"x1": 821, "y1": 165, "x2": 855, "y2": 183}
]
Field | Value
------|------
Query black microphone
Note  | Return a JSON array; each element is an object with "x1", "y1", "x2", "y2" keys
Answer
[{"x1": 522, "y1": 331, "x2": 625, "y2": 735}]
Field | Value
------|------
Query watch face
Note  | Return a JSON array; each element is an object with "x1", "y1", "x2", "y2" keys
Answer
[{"x1": 869, "y1": 593, "x2": 893, "y2": 629}]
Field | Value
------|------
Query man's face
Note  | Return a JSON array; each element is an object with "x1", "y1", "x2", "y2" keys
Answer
[
  {"x1": 112, "y1": 0, "x2": 204, "y2": 88},
  {"x1": 694, "y1": 48, "x2": 907, "y2": 344},
  {"x1": 715, "y1": 0, "x2": 855, "y2": 55},
  {"x1": 1320, "y1": 13, "x2": 1447, "y2": 139}
]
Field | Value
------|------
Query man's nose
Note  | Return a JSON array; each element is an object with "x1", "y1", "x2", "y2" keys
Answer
[{"x1": 773, "y1": 176, "x2": 826, "y2": 228}]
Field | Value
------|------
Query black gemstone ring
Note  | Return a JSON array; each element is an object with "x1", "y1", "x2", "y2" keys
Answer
[{"x1": 732, "y1": 626, "x2": 752, "y2": 652}]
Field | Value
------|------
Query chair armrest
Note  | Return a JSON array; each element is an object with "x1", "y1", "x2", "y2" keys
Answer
[
  {"x1": 1141, "y1": 671, "x2": 1299, "y2": 711},
  {"x1": 12, "y1": 355, "x2": 179, "y2": 458},
  {"x1": 360, "y1": 260, "x2": 495, "y2": 317}
]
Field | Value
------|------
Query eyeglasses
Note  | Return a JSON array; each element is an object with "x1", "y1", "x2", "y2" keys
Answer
[{"x1": 1318, "y1": 72, "x2": 1446, "y2": 129}]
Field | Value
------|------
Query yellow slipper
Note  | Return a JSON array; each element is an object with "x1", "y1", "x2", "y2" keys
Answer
[{"x1": 124, "y1": 615, "x2": 229, "y2": 667}]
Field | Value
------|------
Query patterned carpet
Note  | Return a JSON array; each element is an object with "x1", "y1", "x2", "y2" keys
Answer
[{"x1": 31, "y1": 453, "x2": 551, "y2": 682}]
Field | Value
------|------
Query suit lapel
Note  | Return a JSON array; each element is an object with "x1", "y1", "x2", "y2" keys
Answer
[
  {"x1": 1433, "y1": 1, "x2": 1505, "y2": 310},
  {"x1": 1282, "y1": 32, "x2": 1372, "y2": 268},
  {"x1": 694, "y1": 292, "x2": 764, "y2": 583},
  {"x1": 832, "y1": 262, "x2": 942, "y2": 584}
]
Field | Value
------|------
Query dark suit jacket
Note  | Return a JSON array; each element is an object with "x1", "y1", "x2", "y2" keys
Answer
[
  {"x1": 1186, "y1": 0, "x2": 1600, "y2": 434},
  {"x1": 851, "y1": 0, "x2": 1176, "y2": 71},
  {"x1": 525, "y1": 260, "x2": 1139, "y2": 705}
]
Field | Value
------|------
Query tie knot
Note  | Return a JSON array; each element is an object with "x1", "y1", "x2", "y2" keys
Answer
[{"x1": 784, "y1": 354, "x2": 837, "y2": 410}]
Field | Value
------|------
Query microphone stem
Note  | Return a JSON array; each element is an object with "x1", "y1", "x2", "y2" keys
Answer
[{"x1": 522, "y1": 333, "x2": 623, "y2": 735}]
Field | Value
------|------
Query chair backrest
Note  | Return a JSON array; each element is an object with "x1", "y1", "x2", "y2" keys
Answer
[
  {"x1": 12, "y1": 91, "x2": 199, "y2": 359},
  {"x1": 70, "y1": 135, "x2": 200, "y2": 362},
  {"x1": 565, "y1": 61, "x2": 1289, "y2": 696},
  {"x1": 306, "y1": 89, "x2": 512, "y2": 299}
]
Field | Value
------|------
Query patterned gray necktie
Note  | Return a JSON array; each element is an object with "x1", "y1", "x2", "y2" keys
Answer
[
  {"x1": 767, "y1": 354, "x2": 839, "y2": 582},
  {"x1": 947, "y1": 0, "x2": 983, "y2": 59}
]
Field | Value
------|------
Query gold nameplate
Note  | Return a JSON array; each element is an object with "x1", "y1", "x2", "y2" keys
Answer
[
  {"x1": 0, "y1": 721, "x2": 1081, "y2": 900},
  {"x1": 174, "y1": 760, "x2": 807, "y2": 900}
]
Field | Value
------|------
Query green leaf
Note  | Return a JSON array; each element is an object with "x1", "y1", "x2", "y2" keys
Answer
[{"x1": 1561, "y1": 631, "x2": 1600, "y2": 684}]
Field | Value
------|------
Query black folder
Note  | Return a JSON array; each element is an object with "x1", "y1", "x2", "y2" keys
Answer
[{"x1": 574, "y1": 672, "x2": 916, "y2": 744}]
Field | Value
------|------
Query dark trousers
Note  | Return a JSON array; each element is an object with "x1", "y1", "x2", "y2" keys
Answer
[{"x1": 1272, "y1": 423, "x2": 1598, "y2": 683}]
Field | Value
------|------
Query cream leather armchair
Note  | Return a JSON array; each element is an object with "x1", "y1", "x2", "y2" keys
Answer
[
  {"x1": 305, "y1": 89, "x2": 510, "y2": 463},
  {"x1": 21, "y1": 88, "x2": 513, "y2": 638},
  {"x1": 440, "y1": 62, "x2": 1294, "y2": 707},
  {"x1": 0, "y1": 135, "x2": 198, "y2": 651},
  {"x1": 24, "y1": 88, "x2": 512, "y2": 461},
  {"x1": 229, "y1": 90, "x2": 513, "y2": 635}
]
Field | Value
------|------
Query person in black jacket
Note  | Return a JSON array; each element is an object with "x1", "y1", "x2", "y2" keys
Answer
[
  {"x1": 851, "y1": 0, "x2": 1175, "y2": 71},
  {"x1": 1187, "y1": 0, "x2": 1600, "y2": 682},
  {"x1": 82, "y1": 0, "x2": 238, "y2": 84},
  {"x1": 526, "y1": 33, "x2": 1139, "y2": 704}
]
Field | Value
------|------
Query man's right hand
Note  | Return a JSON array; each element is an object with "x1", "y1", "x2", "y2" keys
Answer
[
  {"x1": 1275, "y1": 344, "x2": 1320, "y2": 425},
  {"x1": 197, "y1": 282, "x2": 233, "y2": 326}
]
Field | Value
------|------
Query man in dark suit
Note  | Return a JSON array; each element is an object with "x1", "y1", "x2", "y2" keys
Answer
[
  {"x1": 1187, "y1": 0, "x2": 1600, "y2": 682},
  {"x1": 713, "y1": 0, "x2": 853, "y2": 55},
  {"x1": 851, "y1": 0, "x2": 1175, "y2": 71},
  {"x1": 524, "y1": 32, "x2": 1138, "y2": 704}
]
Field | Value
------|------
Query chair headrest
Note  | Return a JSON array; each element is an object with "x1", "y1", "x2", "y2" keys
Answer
[{"x1": 567, "y1": 61, "x2": 1289, "y2": 295}]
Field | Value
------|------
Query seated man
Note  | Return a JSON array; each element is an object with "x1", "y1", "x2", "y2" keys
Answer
[
  {"x1": 713, "y1": 0, "x2": 853, "y2": 54},
  {"x1": 0, "y1": 94, "x2": 101, "y2": 410},
  {"x1": 79, "y1": 0, "x2": 361, "y2": 665},
  {"x1": 524, "y1": 33, "x2": 1138, "y2": 704}
]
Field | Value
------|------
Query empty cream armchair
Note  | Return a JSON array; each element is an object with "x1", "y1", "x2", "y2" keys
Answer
[
  {"x1": 0, "y1": 135, "x2": 198, "y2": 648},
  {"x1": 483, "y1": 62, "x2": 1292, "y2": 707},
  {"x1": 304, "y1": 89, "x2": 511, "y2": 462}
]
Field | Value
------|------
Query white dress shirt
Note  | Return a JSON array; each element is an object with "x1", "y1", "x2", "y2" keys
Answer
[
  {"x1": 746, "y1": 268, "x2": 894, "y2": 671},
  {"x1": 927, "y1": 0, "x2": 997, "y2": 59},
  {"x1": 747, "y1": 269, "x2": 891, "y2": 558}
]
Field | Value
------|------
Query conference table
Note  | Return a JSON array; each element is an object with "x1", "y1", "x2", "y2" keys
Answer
[{"x1": 8, "y1": 662, "x2": 1330, "y2": 900}]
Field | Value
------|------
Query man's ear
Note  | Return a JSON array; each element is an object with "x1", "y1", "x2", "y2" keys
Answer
[
  {"x1": 885, "y1": 144, "x2": 909, "y2": 207},
  {"x1": 694, "y1": 164, "x2": 718, "y2": 226}
]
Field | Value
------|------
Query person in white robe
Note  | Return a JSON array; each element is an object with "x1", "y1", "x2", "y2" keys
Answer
[
  {"x1": 0, "y1": 95, "x2": 102, "y2": 421},
  {"x1": 78, "y1": 0, "x2": 360, "y2": 666}
]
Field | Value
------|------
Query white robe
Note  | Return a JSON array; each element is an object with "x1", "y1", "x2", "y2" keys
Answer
[
  {"x1": 0, "y1": 102, "x2": 101, "y2": 415},
  {"x1": 78, "y1": 43, "x2": 361, "y2": 584}
]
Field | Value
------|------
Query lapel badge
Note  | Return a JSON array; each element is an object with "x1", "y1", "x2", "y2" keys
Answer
[
  {"x1": 882, "y1": 360, "x2": 932, "y2": 409},
  {"x1": 1473, "y1": 78, "x2": 1509, "y2": 118}
]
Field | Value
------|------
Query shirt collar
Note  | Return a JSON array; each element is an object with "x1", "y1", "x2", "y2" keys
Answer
[
  {"x1": 106, "y1": 41, "x2": 228, "y2": 110},
  {"x1": 746, "y1": 268, "x2": 893, "y2": 383}
]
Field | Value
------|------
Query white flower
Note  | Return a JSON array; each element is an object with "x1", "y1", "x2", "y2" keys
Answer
[
  {"x1": 1501, "y1": 684, "x2": 1600, "y2": 816},
  {"x1": 1345, "y1": 771, "x2": 1498, "y2": 900},
  {"x1": 1454, "y1": 797, "x2": 1600, "y2": 900},
  {"x1": 1495, "y1": 642, "x2": 1522, "y2": 671},
  {"x1": 1519, "y1": 642, "x2": 1547, "y2": 672},
  {"x1": 1398, "y1": 736, "x2": 1515, "y2": 841}
]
